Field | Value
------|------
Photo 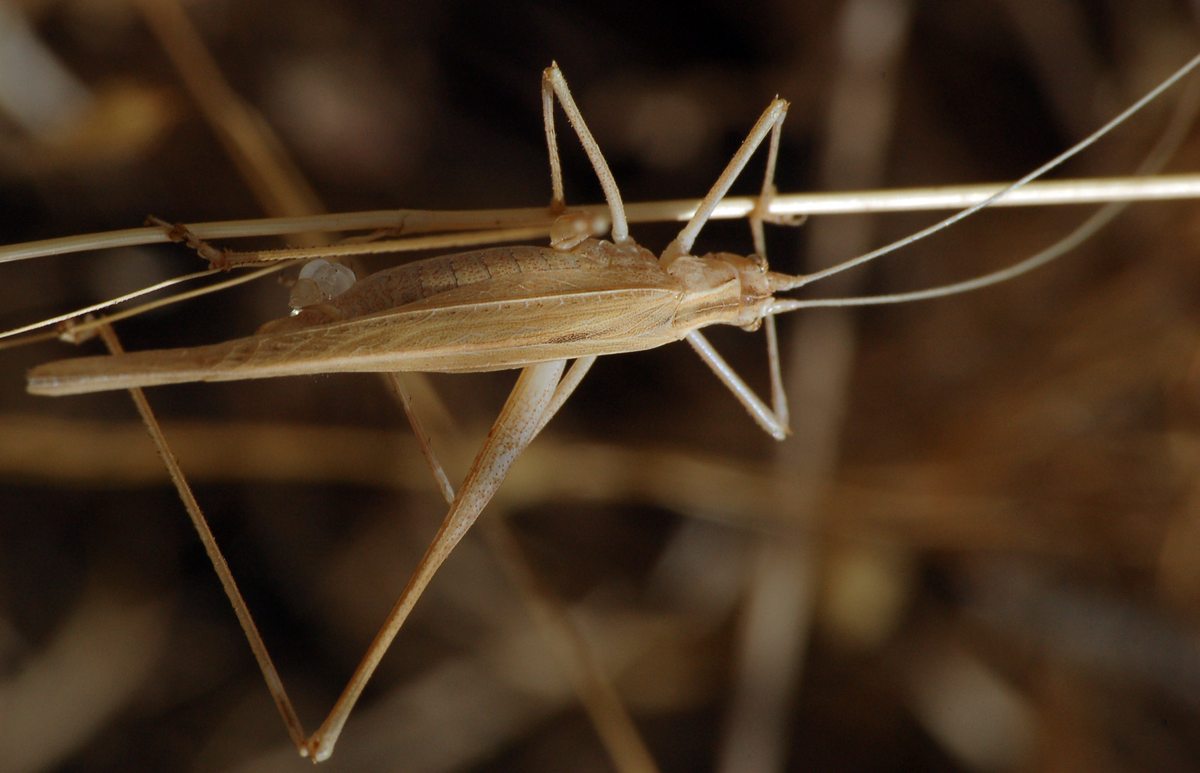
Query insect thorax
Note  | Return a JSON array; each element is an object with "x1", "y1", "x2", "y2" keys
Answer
[{"x1": 668, "y1": 251, "x2": 774, "y2": 330}]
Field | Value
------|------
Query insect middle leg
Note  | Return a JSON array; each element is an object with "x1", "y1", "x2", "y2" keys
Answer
[{"x1": 542, "y1": 63, "x2": 630, "y2": 246}]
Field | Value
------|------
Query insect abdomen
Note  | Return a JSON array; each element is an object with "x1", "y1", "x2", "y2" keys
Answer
[{"x1": 311, "y1": 246, "x2": 603, "y2": 321}]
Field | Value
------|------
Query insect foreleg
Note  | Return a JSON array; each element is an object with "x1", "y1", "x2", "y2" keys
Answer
[
  {"x1": 686, "y1": 331, "x2": 789, "y2": 441},
  {"x1": 668, "y1": 95, "x2": 797, "y2": 436},
  {"x1": 747, "y1": 107, "x2": 796, "y2": 435}
]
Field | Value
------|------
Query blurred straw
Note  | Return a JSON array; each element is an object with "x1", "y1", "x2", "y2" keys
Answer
[
  {"x1": 132, "y1": 0, "x2": 326, "y2": 229},
  {"x1": 718, "y1": 1, "x2": 913, "y2": 770},
  {"x1": 0, "y1": 4, "x2": 91, "y2": 136},
  {"x1": 0, "y1": 585, "x2": 170, "y2": 773}
]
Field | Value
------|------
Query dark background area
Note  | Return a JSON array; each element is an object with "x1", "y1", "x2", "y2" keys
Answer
[{"x1": 2, "y1": 1, "x2": 1200, "y2": 770}]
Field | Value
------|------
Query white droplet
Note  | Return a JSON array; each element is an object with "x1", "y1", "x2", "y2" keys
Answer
[{"x1": 290, "y1": 259, "x2": 356, "y2": 309}]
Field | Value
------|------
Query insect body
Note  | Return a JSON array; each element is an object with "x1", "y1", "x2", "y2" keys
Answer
[
  {"x1": 27, "y1": 239, "x2": 786, "y2": 394},
  {"x1": 23, "y1": 64, "x2": 806, "y2": 760}
]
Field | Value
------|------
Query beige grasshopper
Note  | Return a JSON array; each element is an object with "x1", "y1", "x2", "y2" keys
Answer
[
  {"x1": 23, "y1": 54, "x2": 1200, "y2": 760},
  {"x1": 27, "y1": 63, "x2": 808, "y2": 760}
]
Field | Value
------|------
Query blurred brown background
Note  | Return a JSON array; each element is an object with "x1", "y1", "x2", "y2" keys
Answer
[{"x1": 2, "y1": 1, "x2": 1200, "y2": 771}]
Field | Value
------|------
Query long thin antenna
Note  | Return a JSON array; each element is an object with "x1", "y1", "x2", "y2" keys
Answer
[
  {"x1": 792, "y1": 51, "x2": 1200, "y2": 289},
  {"x1": 770, "y1": 47, "x2": 1200, "y2": 313}
]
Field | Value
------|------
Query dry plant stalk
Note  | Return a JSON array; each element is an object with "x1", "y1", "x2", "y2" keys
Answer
[{"x1": 6, "y1": 51, "x2": 1200, "y2": 764}]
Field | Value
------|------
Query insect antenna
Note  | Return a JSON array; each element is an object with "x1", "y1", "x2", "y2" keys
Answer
[{"x1": 765, "y1": 50, "x2": 1200, "y2": 308}]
